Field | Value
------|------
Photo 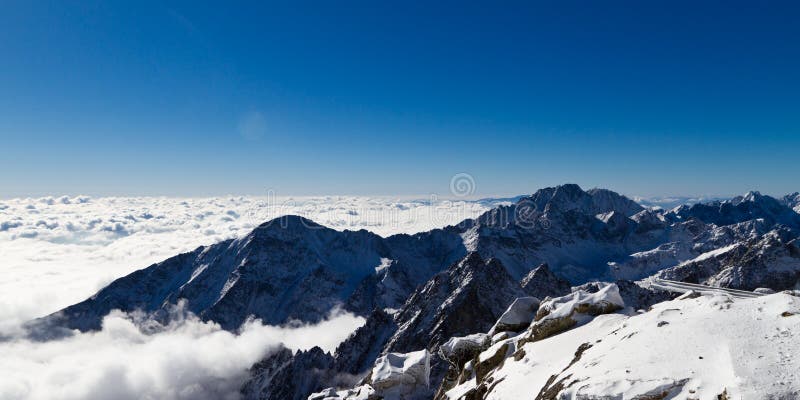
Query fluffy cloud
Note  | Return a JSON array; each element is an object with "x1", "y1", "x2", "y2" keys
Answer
[{"x1": 0, "y1": 305, "x2": 364, "y2": 400}]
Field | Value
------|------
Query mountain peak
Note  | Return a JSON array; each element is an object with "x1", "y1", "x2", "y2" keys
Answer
[
  {"x1": 256, "y1": 214, "x2": 322, "y2": 230},
  {"x1": 521, "y1": 185, "x2": 643, "y2": 217}
]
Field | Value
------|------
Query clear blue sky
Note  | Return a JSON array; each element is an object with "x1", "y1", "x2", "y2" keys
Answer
[{"x1": 1, "y1": 1, "x2": 798, "y2": 198}]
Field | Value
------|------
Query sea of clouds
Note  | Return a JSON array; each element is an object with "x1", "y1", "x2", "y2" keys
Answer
[{"x1": 0, "y1": 195, "x2": 495, "y2": 400}]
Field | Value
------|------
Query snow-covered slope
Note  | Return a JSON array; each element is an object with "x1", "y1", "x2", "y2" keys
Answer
[{"x1": 442, "y1": 290, "x2": 800, "y2": 400}]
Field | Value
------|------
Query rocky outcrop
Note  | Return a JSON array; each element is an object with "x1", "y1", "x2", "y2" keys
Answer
[
  {"x1": 488, "y1": 297, "x2": 540, "y2": 335},
  {"x1": 240, "y1": 346, "x2": 336, "y2": 400},
  {"x1": 242, "y1": 253, "x2": 529, "y2": 400},
  {"x1": 437, "y1": 284, "x2": 627, "y2": 400},
  {"x1": 520, "y1": 264, "x2": 571, "y2": 299},
  {"x1": 385, "y1": 252, "x2": 527, "y2": 354},
  {"x1": 525, "y1": 284, "x2": 624, "y2": 343},
  {"x1": 309, "y1": 349, "x2": 431, "y2": 400}
]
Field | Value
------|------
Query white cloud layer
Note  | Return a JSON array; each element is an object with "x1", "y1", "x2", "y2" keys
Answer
[{"x1": 0, "y1": 305, "x2": 364, "y2": 400}]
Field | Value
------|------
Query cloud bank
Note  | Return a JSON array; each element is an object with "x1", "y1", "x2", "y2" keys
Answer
[{"x1": 0, "y1": 305, "x2": 364, "y2": 400}]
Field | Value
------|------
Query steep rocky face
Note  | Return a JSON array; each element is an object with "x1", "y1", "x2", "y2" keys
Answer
[
  {"x1": 385, "y1": 253, "x2": 527, "y2": 355},
  {"x1": 240, "y1": 346, "x2": 336, "y2": 400},
  {"x1": 241, "y1": 253, "x2": 528, "y2": 400},
  {"x1": 332, "y1": 309, "x2": 398, "y2": 377},
  {"x1": 520, "y1": 264, "x2": 572, "y2": 299},
  {"x1": 50, "y1": 216, "x2": 393, "y2": 331},
  {"x1": 463, "y1": 185, "x2": 662, "y2": 282}
]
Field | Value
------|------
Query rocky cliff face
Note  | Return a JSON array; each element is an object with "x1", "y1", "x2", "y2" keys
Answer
[
  {"x1": 49, "y1": 216, "x2": 393, "y2": 331},
  {"x1": 242, "y1": 253, "x2": 547, "y2": 400},
  {"x1": 520, "y1": 263, "x2": 572, "y2": 299}
]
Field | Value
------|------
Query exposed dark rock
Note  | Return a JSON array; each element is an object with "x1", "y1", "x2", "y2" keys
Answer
[{"x1": 520, "y1": 264, "x2": 572, "y2": 299}]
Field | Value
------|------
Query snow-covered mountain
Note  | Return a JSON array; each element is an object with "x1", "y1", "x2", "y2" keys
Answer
[
  {"x1": 38, "y1": 184, "x2": 655, "y2": 332},
  {"x1": 32, "y1": 184, "x2": 800, "y2": 400},
  {"x1": 781, "y1": 192, "x2": 800, "y2": 214}
]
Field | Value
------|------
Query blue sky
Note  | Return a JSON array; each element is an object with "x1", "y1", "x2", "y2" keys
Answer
[{"x1": 1, "y1": 1, "x2": 798, "y2": 198}]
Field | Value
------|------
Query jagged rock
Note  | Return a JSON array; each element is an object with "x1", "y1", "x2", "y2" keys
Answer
[
  {"x1": 439, "y1": 333, "x2": 490, "y2": 369},
  {"x1": 520, "y1": 264, "x2": 572, "y2": 299},
  {"x1": 246, "y1": 253, "x2": 528, "y2": 400},
  {"x1": 488, "y1": 297, "x2": 540, "y2": 335},
  {"x1": 614, "y1": 280, "x2": 678, "y2": 310},
  {"x1": 241, "y1": 346, "x2": 335, "y2": 400},
  {"x1": 313, "y1": 350, "x2": 432, "y2": 400},
  {"x1": 385, "y1": 253, "x2": 527, "y2": 354},
  {"x1": 332, "y1": 309, "x2": 398, "y2": 377}
]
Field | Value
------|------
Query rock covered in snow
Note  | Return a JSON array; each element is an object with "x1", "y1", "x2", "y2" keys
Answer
[
  {"x1": 246, "y1": 253, "x2": 528, "y2": 400},
  {"x1": 311, "y1": 350, "x2": 431, "y2": 400},
  {"x1": 439, "y1": 333, "x2": 490, "y2": 368},
  {"x1": 488, "y1": 297, "x2": 540, "y2": 335},
  {"x1": 371, "y1": 349, "x2": 431, "y2": 395},
  {"x1": 436, "y1": 284, "x2": 627, "y2": 400}
]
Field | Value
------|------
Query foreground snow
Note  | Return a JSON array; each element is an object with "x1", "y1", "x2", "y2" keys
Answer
[{"x1": 446, "y1": 291, "x2": 800, "y2": 399}]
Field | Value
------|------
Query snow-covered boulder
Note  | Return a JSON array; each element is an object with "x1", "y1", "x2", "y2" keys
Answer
[
  {"x1": 488, "y1": 297, "x2": 540, "y2": 335},
  {"x1": 371, "y1": 349, "x2": 431, "y2": 399},
  {"x1": 527, "y1": 283, "x2": 624, "y2": 342},
  {"x1": 309, "y1": 349, "x2": 431, "y2": 400},
  {"x1": 307, "y1": 385, "x2": 375, "y2": 400},
  {"x1": 439, "y1": 333, "x2": 490, "y2": 368}
]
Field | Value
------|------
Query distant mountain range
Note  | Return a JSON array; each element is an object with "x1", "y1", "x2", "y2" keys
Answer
[{"x1": 32, "y1": 185, "x2": 800, "y2": 399}]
